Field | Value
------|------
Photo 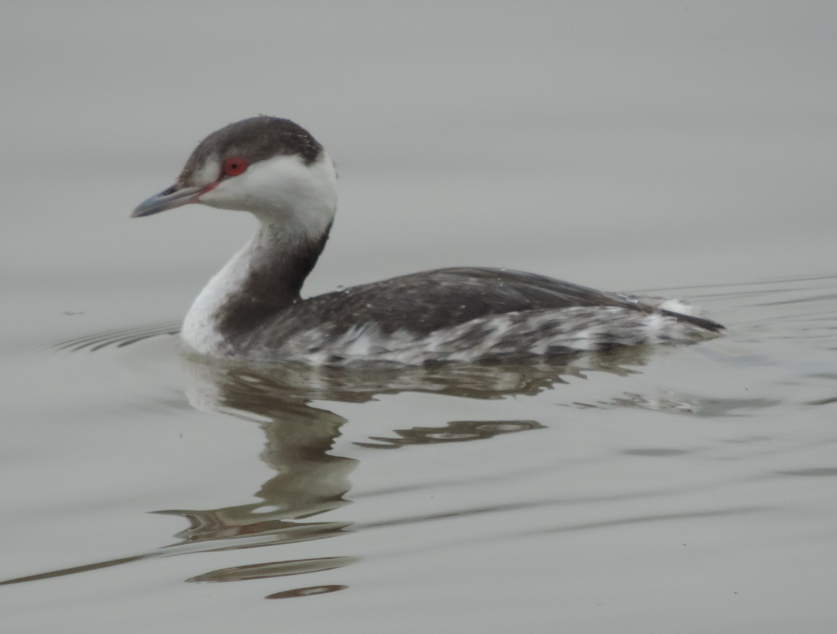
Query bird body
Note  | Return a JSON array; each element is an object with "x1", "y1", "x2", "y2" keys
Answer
[{"x1": 133, "y1": 116, "x2": 722, "y2": 365}]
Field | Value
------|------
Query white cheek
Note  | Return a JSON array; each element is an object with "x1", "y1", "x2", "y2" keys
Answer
[{"x1": 198, "y1": 154, "x2": 338, "y2": 237}]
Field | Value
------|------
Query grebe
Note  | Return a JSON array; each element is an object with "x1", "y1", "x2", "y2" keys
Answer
[{"x1": 132, "y1": 116, "x2": 722, "y2": 365}]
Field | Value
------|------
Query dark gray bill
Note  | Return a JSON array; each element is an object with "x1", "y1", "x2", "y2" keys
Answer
[{"x1": 131, "y1": 185, "x2": 205, "y2": 218}]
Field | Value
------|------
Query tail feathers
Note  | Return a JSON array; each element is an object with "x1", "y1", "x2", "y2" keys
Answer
[{"x1": 658, "y1": 308, "x2": 724, "y2": 333}]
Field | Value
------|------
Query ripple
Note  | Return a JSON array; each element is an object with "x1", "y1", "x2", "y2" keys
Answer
[
  {"x1": 50, "y1": 321, "x2": 181, "y2": 352},
  {"x1": 776, "y1": 468, "x2": 837, "y2": 477},
  {"x1": 186, "y1": 556, "x2": 359, "y2": 583},
  {"x1": 265, "y1": 585, "x2": 348, "y2": 600}
]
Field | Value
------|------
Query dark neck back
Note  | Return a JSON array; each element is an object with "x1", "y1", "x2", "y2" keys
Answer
[{"x1": 216, "y1": 223, "x2": 331, "y2": 343}]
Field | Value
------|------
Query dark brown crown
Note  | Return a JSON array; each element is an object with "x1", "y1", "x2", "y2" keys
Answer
[{"x1": 179, "y1": 116, "x2": 323, "y2": 185}]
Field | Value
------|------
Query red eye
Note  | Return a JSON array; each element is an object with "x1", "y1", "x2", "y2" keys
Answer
[{"x1": 223, "y1": 157, "x2": 247, "y2": 176}]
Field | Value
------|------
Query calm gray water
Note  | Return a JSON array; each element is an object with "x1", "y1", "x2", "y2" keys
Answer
[{"x1": 3, "y1": 2, "x2": 837, "y2": 632}]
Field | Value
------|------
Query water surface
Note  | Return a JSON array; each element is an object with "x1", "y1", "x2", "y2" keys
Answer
[{"x1": 2, "y1": 2, "x2": 837, "y2": 632}]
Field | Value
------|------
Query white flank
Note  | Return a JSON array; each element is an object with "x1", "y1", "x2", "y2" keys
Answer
[{"x1": 262, "y1": 306, "x2": 719, "y2": 366}]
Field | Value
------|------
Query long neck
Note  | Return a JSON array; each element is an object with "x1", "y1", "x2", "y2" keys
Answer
[{"x1": 182, "y1": 220, "x2": 331, "y2": 355}]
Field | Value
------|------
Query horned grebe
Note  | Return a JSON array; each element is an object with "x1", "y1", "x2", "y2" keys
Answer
[{"x1": 132, "y1": 116, "x2": 722, "y2": 365}]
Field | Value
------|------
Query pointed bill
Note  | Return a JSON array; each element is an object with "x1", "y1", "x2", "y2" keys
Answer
[{"x1": 131, "y1": 184, "x2": 208, "y2": 218}]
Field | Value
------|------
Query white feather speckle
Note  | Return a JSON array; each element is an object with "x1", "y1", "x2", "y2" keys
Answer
[
  {"x1": 659, "y1": 299, "x2": 701, "y2": 317},
  {"x1": 244, "y1": 306, "x2": 719, "y2": 366}
]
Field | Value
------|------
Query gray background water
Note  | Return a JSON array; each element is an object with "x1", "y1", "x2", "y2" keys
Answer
[{"x1": 2, "y1": 2, "x2": 837, "y2": 632}]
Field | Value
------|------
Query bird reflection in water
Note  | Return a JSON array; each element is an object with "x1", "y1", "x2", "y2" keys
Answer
[
  {"x1": 0, "y1": 345, "x2": 651, "y2": 597},
  {"x1": 165, "y1": 348, "x2": 647, "y2": 592}
]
